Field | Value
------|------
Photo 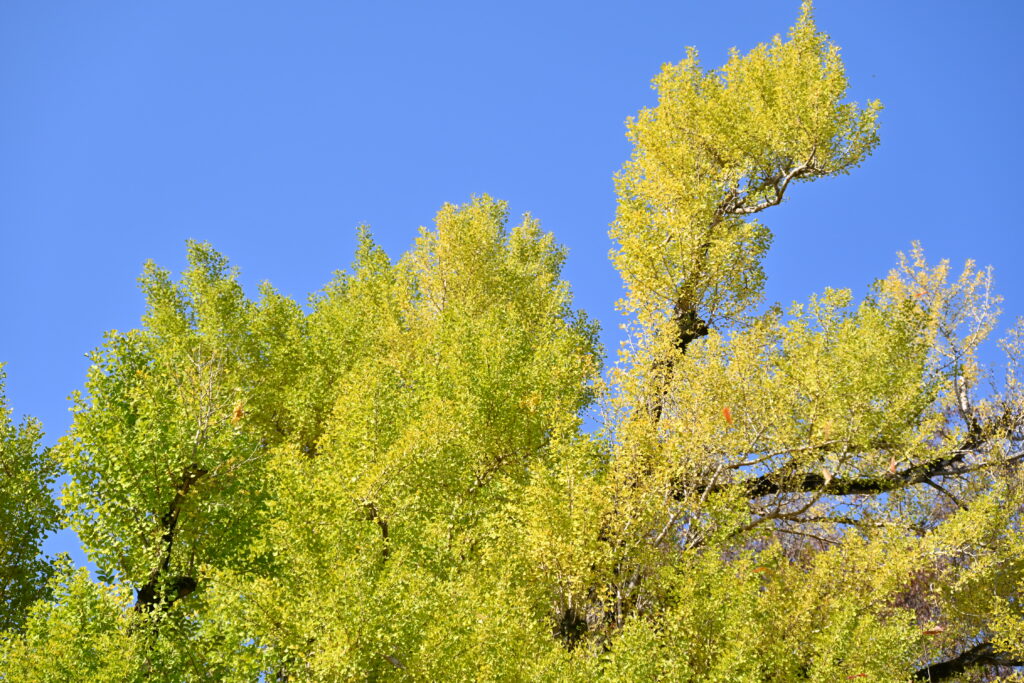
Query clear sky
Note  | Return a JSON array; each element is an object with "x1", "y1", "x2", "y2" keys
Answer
[{"x1": 3, "y1": 1, "x2": 1023, "y2": 566}]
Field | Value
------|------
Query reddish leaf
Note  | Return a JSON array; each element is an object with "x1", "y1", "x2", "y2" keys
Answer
[
  {"x1": 722, "y1": 406, "x2": 733, "y2": 425},
  {"x1": 888, "y1": 457, "x2": 897, "y2": 475}
]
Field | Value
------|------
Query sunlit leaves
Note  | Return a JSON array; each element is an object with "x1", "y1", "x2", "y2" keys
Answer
[
  {"x1": 611, "y1": 0, "x2": 880, "y2": 338},
  {"x1": 3, "y1": 3, "x2": 1023, "y2": 681},
  {"x1": 0, "y1": 368, "x2": 61, "y2": 632}
]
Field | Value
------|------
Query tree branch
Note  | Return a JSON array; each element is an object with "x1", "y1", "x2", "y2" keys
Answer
[
  {"x1": 718, "y1": 151, "x2": 817, "y2": 218},
  {"x1": 135, "y1": 464, "x2": 207, "y2": 611},
  {"x1": 749, "y1": 452, "x2": 966, "y2": 498},
  {"x1": 362, "y1": 500, "x2": 390, "y2": 561},
  {"x1": 674, "y1": 449, "x2": 975, "y2": 502},
  {"x1": 914, "y1": 641, "x2": 1024, "y2": 681}
]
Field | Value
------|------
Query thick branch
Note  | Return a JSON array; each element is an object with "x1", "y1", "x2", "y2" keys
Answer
[
  {"x1": 672, "y1": 300, "x2": 709, "y2": 355},
  {"x1": 135, "y1": 464, "x2": 206, "y2": 611},
  {"x1": 363, "y1": 501, "x2": 390, "y2": 561},
  {"x1": 915, "y1": 641, "x2": 1024, "y2": 681},
  {"x1": 758, "y1": 449, "x2": 973, "y2": 497},
  {"x1": 675, "y1": 449, "x2": 974, "y2": 502},
  {"x1": 649, "y1": 300, "x2": 709, "y2": 423}
]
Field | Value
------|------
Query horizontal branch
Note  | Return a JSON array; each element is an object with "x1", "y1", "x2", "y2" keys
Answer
[
  {"x1": 675, "y1": 449, "x2": 988, "y2": 502},
  {"x1": 754, "y1": 448, "x2": 1024, "y2": 499},
  {"x1": 915, "y1": 641, "x2": 1024, "y2": 681}
]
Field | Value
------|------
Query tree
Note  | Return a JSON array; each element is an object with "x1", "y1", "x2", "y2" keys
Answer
[
  {"x1": 3, "y1": 3, "x2": 1024, "y2": 680},
  {"x1": 0, "y1": 367, "x2": 61, "y2": 633}
]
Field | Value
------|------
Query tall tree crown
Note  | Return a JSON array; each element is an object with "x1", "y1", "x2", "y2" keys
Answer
[
  {"x1": 3, "y1": 4, "x2": 1023, "y2": 681},
  {"x1": 612, "y1": 2, "x2": 880, "y2": 346}
]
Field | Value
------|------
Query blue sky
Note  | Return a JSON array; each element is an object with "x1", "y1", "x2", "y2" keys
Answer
[{"x1": 3, "y1": 1, "x2": 1023, "y2": 566}]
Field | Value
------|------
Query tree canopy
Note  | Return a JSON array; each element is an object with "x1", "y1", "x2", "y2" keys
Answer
[
  {"x1": 0, "y1": 368, "x2": 61, "y2": 633},
  {"x1": 3, "y1": 3, "x2": 1024, "y2": 681}
]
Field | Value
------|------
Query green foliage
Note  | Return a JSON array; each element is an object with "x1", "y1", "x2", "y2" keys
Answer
[
  {"x1": 0, "y1": 560, "x2": 137, "y2": 681},
  {"x1": 0, "y1": 367, "x2": 61, "y2": 632},
  {"x1": 3, "y1": 4, "x2": 1024, "y2": 681},
  {"x1": 59, "y1": 242, "x2": 297, "y2": 590},
  {"x1": 611, "y1": 1, "x2": 879, "y2": 338}
]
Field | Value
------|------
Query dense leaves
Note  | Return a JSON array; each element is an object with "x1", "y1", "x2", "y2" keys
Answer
[
  {"x1": 3, "y1": 3, "x2": 1024, "y2": 680},
  {"x1": 0, "y1": 368, "x2": 61, "y2": 632}
]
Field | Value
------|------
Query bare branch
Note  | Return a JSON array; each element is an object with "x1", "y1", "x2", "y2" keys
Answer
[
  {"x1": 923, "y1": 477, "x2": 969, "y2": 511},
  {"x1": 718, "y1": 149, "x2": 818, "y2": 218}
]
